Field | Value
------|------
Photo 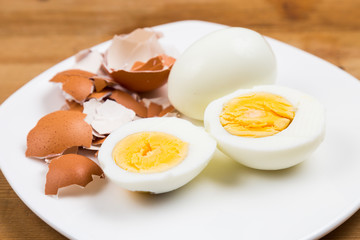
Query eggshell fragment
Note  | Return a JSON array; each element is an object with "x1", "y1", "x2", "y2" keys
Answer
[
  {"x1": 83, "y1": 99, "x2": 136, "y2": 135},
  {"x1": 91, "y1": 75, "x2": 116, "y2": 85},
  {"x1": 62, "y1": 146, "x2": 79, "y2": 155},
  {"x1": 93, "y1": 137, "x2": 106, "y2": 146},
  {"x1": 109, "y1": 90, "x2": 147, "y2": 117},
  {"x1": 160, "y1": 53, "x2": 177, "y2": 67},
  {"x1": 45, "y1": 154, "x2": 104, "y2": 195},
  {"x1": 87, "y1": 90, "x2": 111, "y2": 101},
  {"x1": 131, "y1": 56, "x2": 164, "y2": 71},
  {"x1": 92, "y1": 77, "x2": 108, "y2": 92},
  {"x1": 147, "y1": 102, "x2": 163, "y2": 117},
  {"x1": 92, "y1": 100, "x2": 136, "y2": 135},
  {"x1": 140, "y1": 97, "x2": 175, "y2": 117},
  {"x1": 105, "y1": 28, "x2": 165, "y2": 71},
  {"x1": 103, "y1": 28, "x2": 175, "y2": 92},
  {"x1": 62, "y1": 75, "x2": 94, "y2": 103},
  {"x1": 83, "y1": 98, "x2": 102, "y2": 121},
  {"x1": 92, "y1": 131, "x2": 107, "y2": 139},
  {"x1": 26, "y1": 111, "x2": 93, "y2": 158},
  {"x1": 141, "y1": 96, "x2": 171, "y2": 109},
  {"x1": 108, "y1": 54, "x2": 175, "y2": 92},
  {"x1": 73, "y1": 49, "x2": 103, "y2": 74},
  {"x1": 159, "y1": 105, "x2": 176, "y2": 117},
  {"x1": 85, "y1": 137, "x2": 107, "y2": 151},
  {"x1": 49, "y1": 69, "x2": 96, "y2": 83},
  {"x1": 64, "y1": 100, "x2": 84, "y2": 112}
]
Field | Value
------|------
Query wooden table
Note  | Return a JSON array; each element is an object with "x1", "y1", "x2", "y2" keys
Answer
[{"x1": 0, "y1": 0, "x2": 359, "y2": 239}]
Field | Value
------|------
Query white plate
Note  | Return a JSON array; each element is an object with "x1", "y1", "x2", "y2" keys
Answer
[{"x1": 1, "y1": 20, "x2": 360, "y2": 240}]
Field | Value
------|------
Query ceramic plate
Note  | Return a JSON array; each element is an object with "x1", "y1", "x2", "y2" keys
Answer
[{"x1": 1, "y1": 20, "x2": 360, "y2": 240}]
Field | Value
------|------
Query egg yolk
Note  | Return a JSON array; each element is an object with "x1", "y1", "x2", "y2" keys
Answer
[
  {"x1": 219, "y1": 92, "x2": 295, "y2": 137},
  {"x1": 112, "y1": 131, "x2": 188, "y2": 173}
]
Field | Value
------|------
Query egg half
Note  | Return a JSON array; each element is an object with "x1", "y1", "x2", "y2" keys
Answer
[
  {"x1": 168, "y1": 27, "x2": 276, "y2": 120},
  {"x1": 204, "y1": 85, "x2": 325, "y2": 170},
  {"x1": 98, "y1": 117, "x2": 216, "y2": 193}
]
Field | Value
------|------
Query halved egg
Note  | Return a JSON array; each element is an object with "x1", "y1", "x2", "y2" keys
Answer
[
  {"x1": 204, "y1": 85, "x2": 325, "y2": 170},
  {"x1": 98, "y1": 117, "x2": 216, "y2": 193}
]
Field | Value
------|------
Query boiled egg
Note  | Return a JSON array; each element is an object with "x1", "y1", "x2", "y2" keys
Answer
[
  {"x1": 98, "y1": 117, "x2": 216, "y2": 193},
  {"x1": 204, "y1": 85, "x2": 325, "y2": 170},
  {"x1": 168, "y1": 27, "x2": 276, "y2": 120}
]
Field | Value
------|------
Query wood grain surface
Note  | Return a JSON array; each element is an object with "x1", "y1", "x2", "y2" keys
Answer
[{"x1": 0, "y1": 0, "x2": 359, "y2": 239}]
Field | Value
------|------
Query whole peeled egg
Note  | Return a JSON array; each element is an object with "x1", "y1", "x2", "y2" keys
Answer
[
  {"x1": 204, "y1": 85, "x2": 326, "y2": 170},
  {"x1": 98, "y1": 117, "x2": 216, "y2": 193},
  {"x1": 168, "y1": 27, "x2": 277, "y2": 120}
]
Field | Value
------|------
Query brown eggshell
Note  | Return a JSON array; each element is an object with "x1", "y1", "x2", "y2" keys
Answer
[
  {"x1": 92, "y1": 137, "x2": 106, "y2": 146},
  {"x1": 87, "y1": 90, "x2": 111, "y2": 101},
  {"x1": 92, "y1": 77, "x2": 108, "y2": 92},
  {"x1": 109, "y1": 90, "x2": 147, "y2": 117},
  {"x1": 62, "y1": 146, "x2": 79, "y2": 155},
  {"x1": 159, "y1": 54, "x2": 176, "y2": 67},
  {"x1": 108, "y1": 55, "x2": 175, "y2": 92},
  {"x1": 65, "y1": 100, "x2": 84, "y2": 112},
  {"x1": 90, "y1": 75, "x2": 117, "y2": 85},
  {"x1": 26, "y1": 111, "x2": 93, "y2": 158},
  {"x1": 147, "y1": 102, "x2": 162, "y2": 117},
  {"x1": 45, "y1": 154, "x2": 104, "y2": 195},
  {"x1": 131, "y1": 57, "x2": 164, "y2": 71},
  {"x1": 158, "y1": 105, "x2": 175, "y2": 117},
  {"x1": 62, "y1": 75, "x2": 94, "y2": 103},
  {"x1": 49, "y1": 69, "x2": 96, "y2": 83}
]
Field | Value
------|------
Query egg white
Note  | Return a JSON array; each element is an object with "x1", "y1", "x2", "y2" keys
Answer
[
  {"x1": 204, "y1": 85, "x2": 326, "y2": 170},
  {"x1": 98, "y1": 117, "x2": 217, "y2": 193}
]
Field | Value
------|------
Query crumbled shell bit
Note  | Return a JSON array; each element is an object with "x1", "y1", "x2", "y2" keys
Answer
[
  {"x1": 147, "y1": 102, "x2": 163, "y2": 117},
  {"x1": 83, "y1": 99, "x2": 136, "y2": 135},
  {"x1": 45, "y1": 154, "x2": 104, "y2": 195},
  {"x1": 61, "y1": 75, "x2": 94, "y2": 103},
  {"x1": 49, "y1": 69, "x2": 96, "y2": 83},
  {"x1": 87, "y1": 90, "x2": 112, "y2": 101},
  {"x1": 109, "y1": 90, "x2": 147, "y2": 117}
]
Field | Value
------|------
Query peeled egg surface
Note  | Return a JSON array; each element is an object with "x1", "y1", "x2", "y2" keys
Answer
[
  {"x1": 98, "y1": 117, "x2": 216, "y2": 193},
  {"x1": 168, "y1": 27, "x2": 277, "y2": 120},
  {"x1": 204, "y1": 85, "x2": 326, "y2": 170}
]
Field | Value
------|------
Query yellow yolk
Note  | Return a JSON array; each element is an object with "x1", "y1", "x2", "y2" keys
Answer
[
  {"x1": 219, "y1": 92, "x2": 295, "y2": 137},
  {"x1": 112, "y1": 131, "x2": 188, "y2": 173}
]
